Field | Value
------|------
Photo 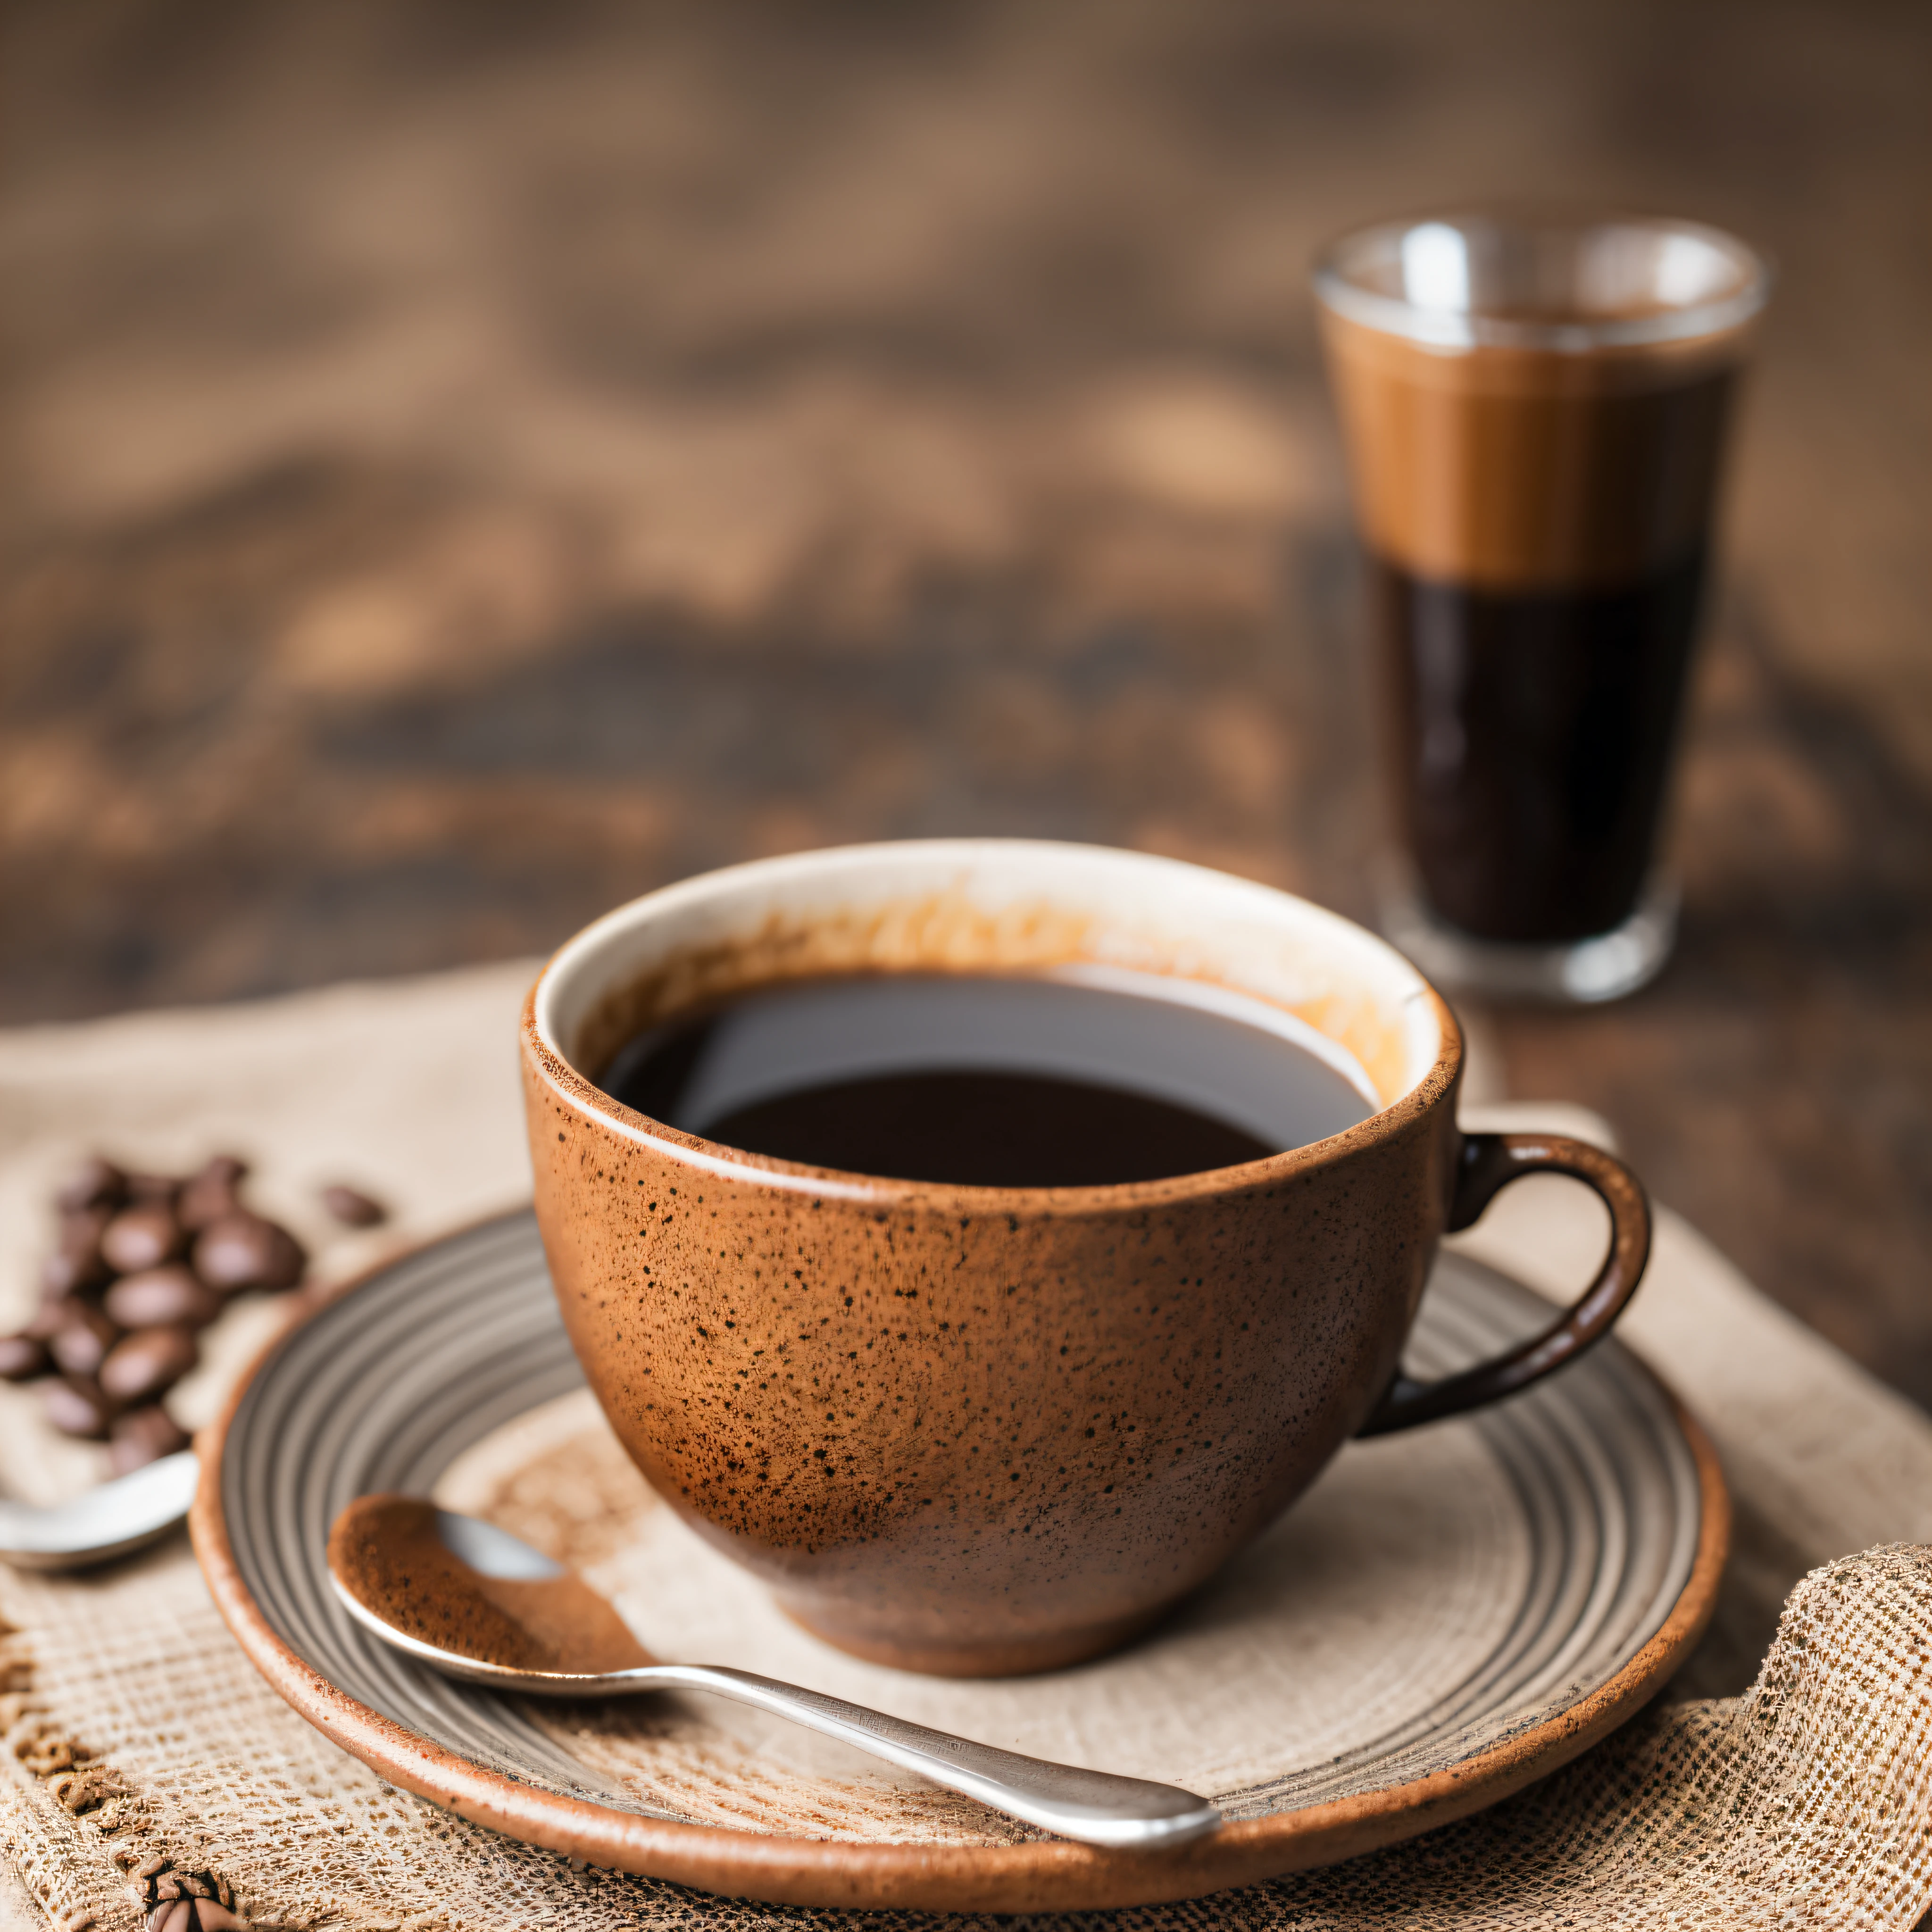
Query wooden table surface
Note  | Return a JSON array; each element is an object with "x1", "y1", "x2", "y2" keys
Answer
[{"x1": 4, "y1": 1, "x2": 1929, "y2": 1405}]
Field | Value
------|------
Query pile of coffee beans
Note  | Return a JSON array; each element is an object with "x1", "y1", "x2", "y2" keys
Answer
[{"x1": 1, "y1": 1155, "x2": 316, "y2": 1475}]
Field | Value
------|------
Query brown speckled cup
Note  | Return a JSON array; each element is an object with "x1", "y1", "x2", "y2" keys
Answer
[{"x1": 522, "y1": 841, "x2": 1649, "y2": 1677}]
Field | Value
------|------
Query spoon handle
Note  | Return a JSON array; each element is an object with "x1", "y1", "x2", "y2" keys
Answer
[{"x1": 631, "y1": 1663, "x2": 1220, "y2": 1850}]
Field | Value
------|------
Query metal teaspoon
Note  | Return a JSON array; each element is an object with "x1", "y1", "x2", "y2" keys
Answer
[
  {"x1": 0, "y1": 1450, "x2": 199, "y2": 1569},
  {"x1": 325, "y1": 1494, "x2": 1221, "y2": 1852}
]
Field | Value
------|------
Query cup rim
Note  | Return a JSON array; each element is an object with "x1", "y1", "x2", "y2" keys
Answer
[
  {"x1": 524, "y1": 839, "x2": 1461, "y2": 1207},
  {"x1": 1312, "y1": 207, "x2": 1773, "y2": 353}
]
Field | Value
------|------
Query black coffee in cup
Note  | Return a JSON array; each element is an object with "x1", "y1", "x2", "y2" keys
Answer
[{"x1": 598, "y1": 970, "x2": 1373, "y2": 1187}]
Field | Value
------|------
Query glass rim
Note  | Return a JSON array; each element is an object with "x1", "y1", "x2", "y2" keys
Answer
[{"x1": 1312, "y1": 210, "x2": 1774, "y2": 353}]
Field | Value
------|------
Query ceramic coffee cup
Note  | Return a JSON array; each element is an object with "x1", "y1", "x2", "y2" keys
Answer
[{"x1": 521, "y1": 840, "x2": 1649, "y2": 1677}]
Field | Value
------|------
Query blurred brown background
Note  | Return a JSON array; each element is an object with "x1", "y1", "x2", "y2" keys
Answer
[{"x1": 4, "y1": 3, "x2": 1929, "y2": 1399}]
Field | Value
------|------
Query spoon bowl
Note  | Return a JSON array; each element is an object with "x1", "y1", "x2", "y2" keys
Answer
[
  {"x1": 327, "y1": 1495, "x2": 1221, "y2": 1852},
  {"x1": 0, "y1": 1450, "x2": 199, "y2": 1570}
]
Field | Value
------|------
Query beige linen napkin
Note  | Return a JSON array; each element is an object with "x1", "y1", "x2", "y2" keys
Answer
[{"x1": 0, "y1": 965, "x2": 1928, "y2": 1928}]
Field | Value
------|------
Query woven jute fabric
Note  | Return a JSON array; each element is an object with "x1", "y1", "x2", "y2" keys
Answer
[
  {"x1": 1, "y1": 1539, "x2": 1927, "y2": 1929},
  {"x1": 3, "y1": 966, "x2": 1932, "y2": 1928}
]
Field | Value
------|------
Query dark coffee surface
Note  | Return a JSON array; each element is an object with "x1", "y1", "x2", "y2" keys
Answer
[
  {"x1": 698, "y1": 1068, "x2": 1275, "y2": 1187},
  {"x1": 596, "y1": 970, "x2": 1360, "y2": 1185},
  {"x1": 1374, "y1": 549, "x2": 1706, "y2": 942}
]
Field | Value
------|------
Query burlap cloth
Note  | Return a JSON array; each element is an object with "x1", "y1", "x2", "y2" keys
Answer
[{"x1": 0, "y1": 963, "x2": 1927, "y2": 1928}]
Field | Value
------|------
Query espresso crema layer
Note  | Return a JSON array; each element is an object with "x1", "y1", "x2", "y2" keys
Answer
[{"x1": 1319, "y1": 314, "x2": 1755, "y2": 592}]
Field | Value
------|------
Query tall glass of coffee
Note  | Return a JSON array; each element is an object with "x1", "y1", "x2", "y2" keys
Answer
[{"x1": 1316, "y1": 212, "x2": 1770, "y2": 1001}]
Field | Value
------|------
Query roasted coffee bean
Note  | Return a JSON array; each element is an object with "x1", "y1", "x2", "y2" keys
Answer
[
  {"x1": 55, "y1": 1157, "x2": 125, "y2": 1214},
  {"x1": 148, "y1": 1901, "x2": 192, "y2": 1932},
  {"x1": 100, "y1": 1325, "x2": 199, "y2": 1405},
  {"x1": 125, "y1": 1172, "x2": 181, "y2": 1203},
  {"x1": 321, "y1": 1182, "x2": 385, "y2": 1228},
  {"x1": 44, "y1": 1378, "x2": 114, "y2": 1439},
  {"x1": 105, "y1": 1266, "x2": 224, "y2": 1331},
  {"x1": 179, "y1": 1154, "x2": 250, "y2": 1232},
  {"x1": 49, "y1": 1305, "x2": 121, "y2": 1379},
  {"x1": 108, "y1": 1404, "x2": 191, "y2": 1475},
  {"x1": 42, "y1": 1206, "x2": 111, "y2": 1296},
  {"x1": 0, "y1": 1333, "x2": 50, "y2": 1381},
  {"x1": 141, "y1": 1870, "x2": 234, "y2": 1915},
  {"x1": 193, "y1": 1902, "x2": 250, "y2": 1931},
  {"x1": 193, "y1": 1212, "x2": 305, "y2": 1293},
  {"x1": 101, "y1": 1202, "x2": 184, "y2": 1274}
]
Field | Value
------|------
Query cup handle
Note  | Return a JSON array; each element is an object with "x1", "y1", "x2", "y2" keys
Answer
[{"x1": 1356, "y1": 1132, "x2": 1651, "y2": 1437}]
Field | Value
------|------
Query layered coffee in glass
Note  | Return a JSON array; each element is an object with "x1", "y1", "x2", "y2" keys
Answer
[{"x1": 1316, "y1": 212, "x2": 1770, "y2": 1001}]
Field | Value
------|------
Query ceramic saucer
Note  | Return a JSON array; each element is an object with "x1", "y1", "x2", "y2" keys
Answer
[{"x1": 193, "y1": 1210, "x2": 1724, "y2": 1913}]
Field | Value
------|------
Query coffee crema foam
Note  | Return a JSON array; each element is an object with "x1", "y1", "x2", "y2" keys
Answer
[{"x1": 1319, "y1": 314, "x2": 1753, "y2": 592}]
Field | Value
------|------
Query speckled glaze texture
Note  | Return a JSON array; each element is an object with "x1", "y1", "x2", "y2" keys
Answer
[{"x1": 521, "y1": 842, "x2": 1471, "y2": 1676}]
